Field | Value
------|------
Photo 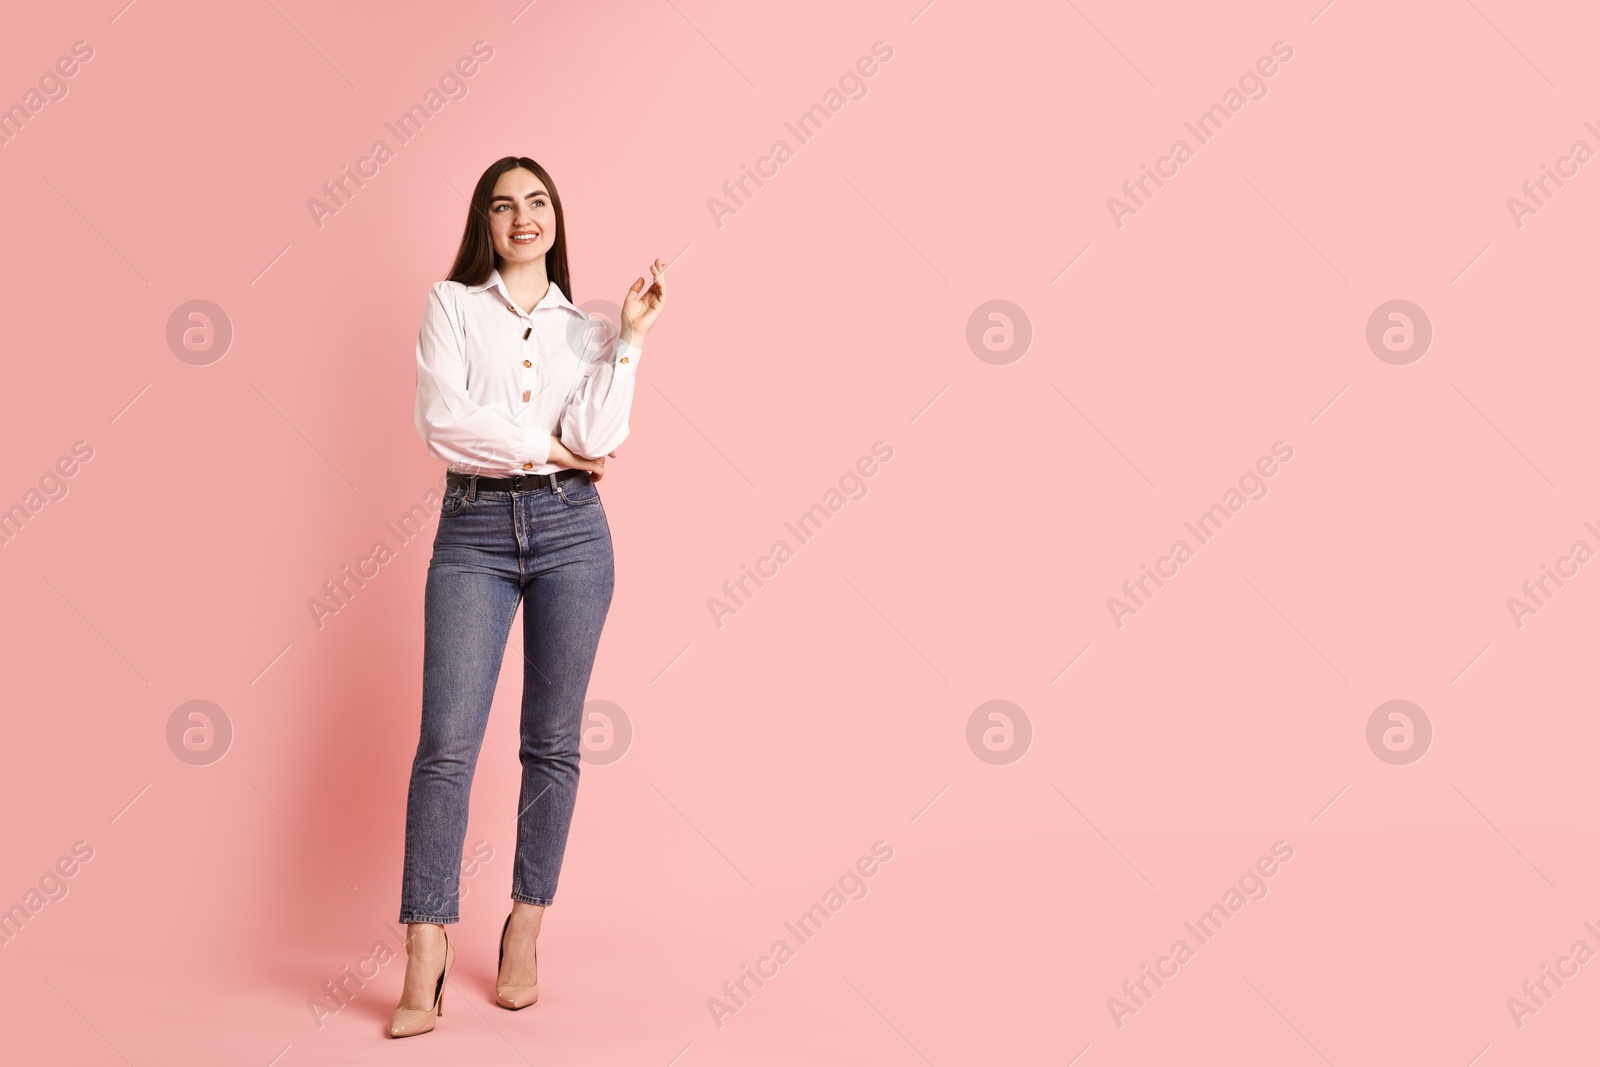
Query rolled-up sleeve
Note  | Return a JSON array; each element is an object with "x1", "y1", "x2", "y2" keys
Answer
[
  {"x1": 558, "y1": 315, "x2": 641, "y2": 459},
  {"x1": 414, "y1": 282, "x2": 551, "y2": 472}
]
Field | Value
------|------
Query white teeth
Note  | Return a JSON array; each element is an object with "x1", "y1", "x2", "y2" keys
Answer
[{"x1": 512, "y1": 233, "x2": 537, "y2": 241}]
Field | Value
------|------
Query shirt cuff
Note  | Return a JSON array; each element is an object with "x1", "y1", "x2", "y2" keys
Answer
[
  {"x1": 523, "y1": 425, "x2": 552, "y2": 469},
  {"x1": 616, "y1": 337, "x2": 643, "y2": 367}
]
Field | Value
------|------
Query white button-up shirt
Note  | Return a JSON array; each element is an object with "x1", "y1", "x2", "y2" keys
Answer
[{"x1": 414, "y1": 268, "x2": 643, "y2": 476}]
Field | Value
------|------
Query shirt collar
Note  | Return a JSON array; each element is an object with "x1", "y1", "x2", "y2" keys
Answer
[{"x1": 466, "y1": 268, "x2": 581, "y2": 315}]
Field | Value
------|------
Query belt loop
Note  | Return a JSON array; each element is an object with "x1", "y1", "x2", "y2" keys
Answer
[
  {"x1": 467, "y1": 473, "x2": 478, "y2": 501},
  {"x1": 545, "y1": 472, "x2": 558, "y2": 494}
]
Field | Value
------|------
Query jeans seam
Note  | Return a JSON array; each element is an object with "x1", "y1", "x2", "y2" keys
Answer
[{"x1": 512, "y1": 772, "x2": 528, "y2": 899}]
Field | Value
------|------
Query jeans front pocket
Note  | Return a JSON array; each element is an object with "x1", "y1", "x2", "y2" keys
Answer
[
  {"x1": 557, "y1": 474, "x2": 601, "y2": 507},
  {"x1": 439, "y1": 483, "x2": 471, "y2": 518}
]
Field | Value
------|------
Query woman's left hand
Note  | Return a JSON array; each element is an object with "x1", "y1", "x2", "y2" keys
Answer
[{"x1": 620, "y1": 259, "x2": 666, "y2": 346}]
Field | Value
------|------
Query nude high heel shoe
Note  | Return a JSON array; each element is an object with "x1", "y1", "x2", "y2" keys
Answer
[
  {"x1": 495, "y1": 912, "x2": 539, "y2": 1009},
  {"x1": 389, "y1": 928, "x2": 454, "y2": 1038}
]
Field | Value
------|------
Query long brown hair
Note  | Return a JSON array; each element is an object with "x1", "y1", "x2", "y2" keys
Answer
[{"x1": 446, "y1": 156, "x2": 572, "y2": 300}]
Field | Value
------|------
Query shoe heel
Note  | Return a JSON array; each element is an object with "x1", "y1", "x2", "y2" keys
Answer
[{"x1": 436, "y1": 933, "x2": 452, "y2": 1016}]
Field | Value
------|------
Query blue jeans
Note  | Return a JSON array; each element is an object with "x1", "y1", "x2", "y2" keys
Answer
[{"x1": 399, "y1": 469, "x2": 614, "y2": 924}]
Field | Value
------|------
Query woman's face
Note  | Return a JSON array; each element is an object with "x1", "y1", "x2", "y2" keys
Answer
[{"x1": 489, "y1": 167, "x2": 556, "y2": 266}]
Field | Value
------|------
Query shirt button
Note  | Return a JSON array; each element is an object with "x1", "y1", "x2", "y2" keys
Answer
[
  {"x1": 620, "y1": 357, "x2": 630, "y2": 364},
  {"x1": 523, "y1": 462, "x2": 534, "y2": 470},
  {"x1": 523, "y1": 359, "x2": 532, "y2": 368},
  {"x1": 522, "y1": 390, "x2": 531, "y2": 401}
]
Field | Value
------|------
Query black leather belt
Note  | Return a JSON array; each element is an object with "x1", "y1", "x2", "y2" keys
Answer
[{"x1": 446, "y1": 467, "x2": 590, "y2": 494}]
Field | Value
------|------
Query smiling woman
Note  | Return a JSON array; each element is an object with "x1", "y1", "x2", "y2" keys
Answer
[{"x1": 389, "y1": 156, "x2": 668, "y2": 1038}]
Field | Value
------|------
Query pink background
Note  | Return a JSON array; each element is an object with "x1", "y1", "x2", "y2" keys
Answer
[{"x1": 2, "y1": 0, "x2": 1598, "y2": 1063}]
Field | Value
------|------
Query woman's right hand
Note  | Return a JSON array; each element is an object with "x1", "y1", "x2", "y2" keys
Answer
[{"x1": 548, "y1": 436, "x2": 613, "y2": 481}]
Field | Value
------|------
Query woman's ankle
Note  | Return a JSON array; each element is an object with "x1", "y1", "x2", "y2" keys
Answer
[{"x1": 406, "y1": 922, "x2": 446, "y2": 951}]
